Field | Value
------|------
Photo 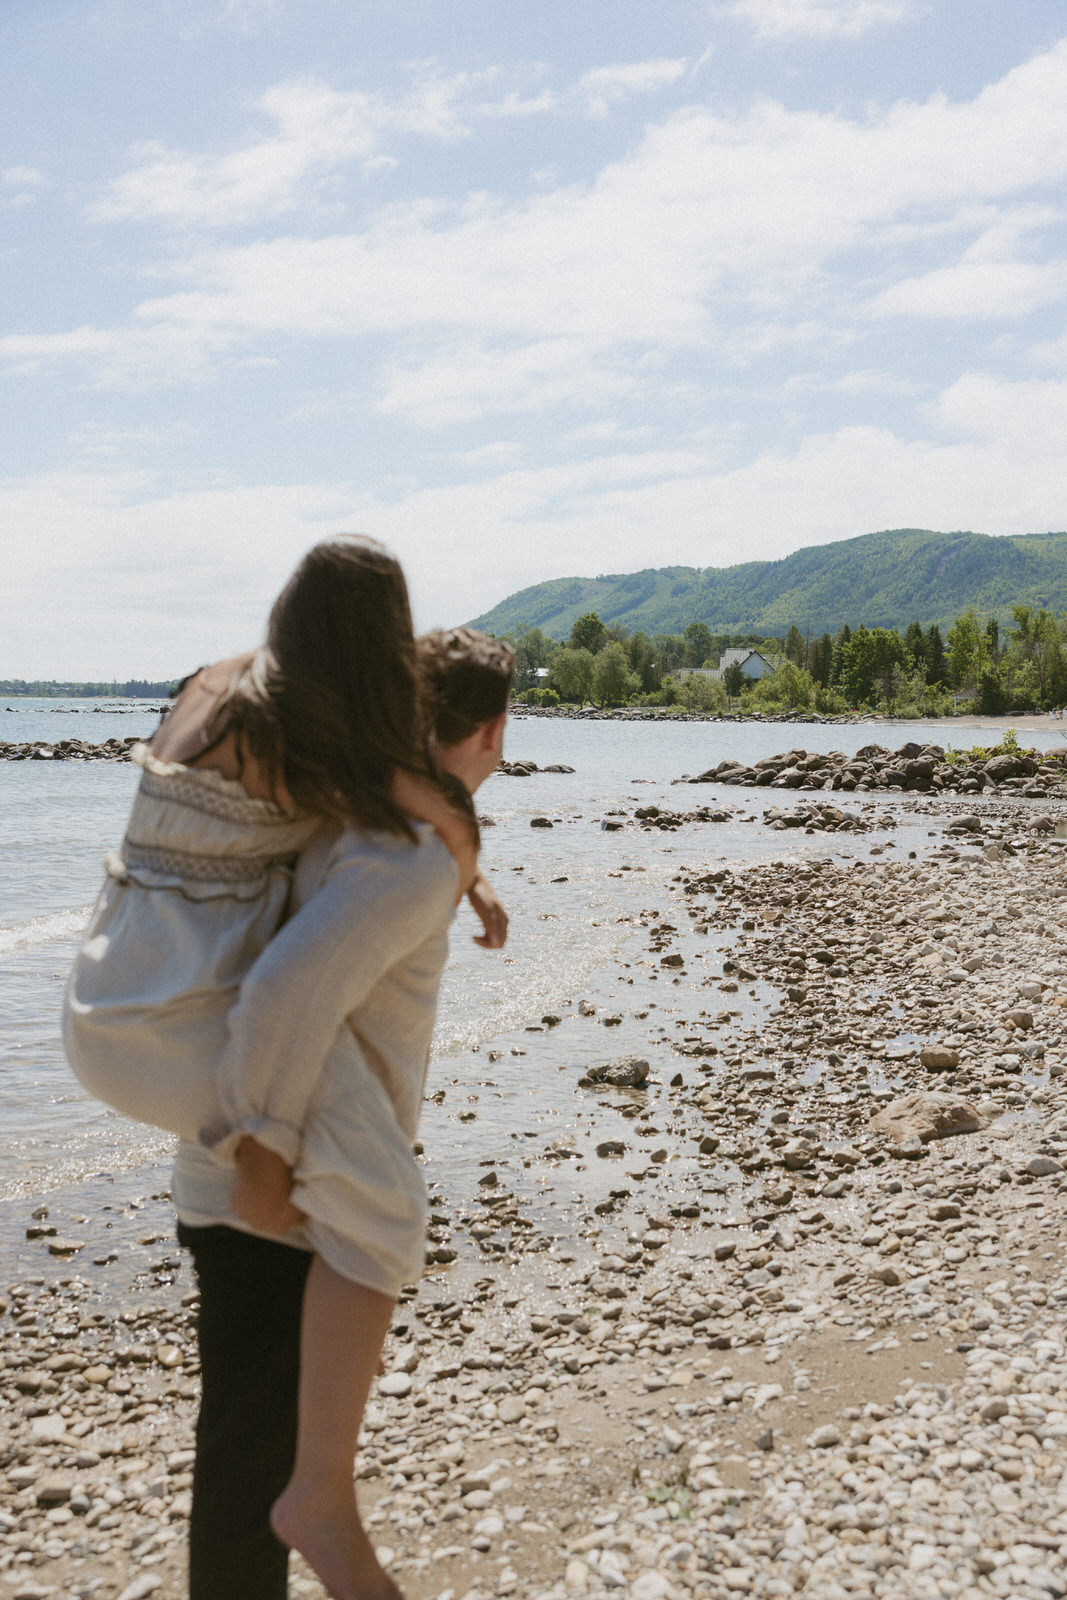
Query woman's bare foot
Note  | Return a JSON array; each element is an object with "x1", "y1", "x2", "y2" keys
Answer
[
  {"x1": 231, "y1": 1136, "x2": 306, "y2": 1236},
  {"x1": 271, "y1": 1482, "x2": 403, "y2": 1600}
]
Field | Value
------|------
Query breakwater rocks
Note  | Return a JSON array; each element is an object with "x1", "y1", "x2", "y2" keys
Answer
[
  {"x1": 683, "y1": 739, "x2": 1067, "y2": 797},
  {"x1": 1, "y1": 738, "x2": 140, "y2": 762}
]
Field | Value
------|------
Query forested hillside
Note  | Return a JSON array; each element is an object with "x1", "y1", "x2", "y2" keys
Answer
[{"x1": 469, "y1": 529, "x2": 1067, "y2": 639}]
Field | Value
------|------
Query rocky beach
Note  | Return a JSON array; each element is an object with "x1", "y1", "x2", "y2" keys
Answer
[{"x1": 3, "y1": 745, "x2": 1067, "y2": 1600}]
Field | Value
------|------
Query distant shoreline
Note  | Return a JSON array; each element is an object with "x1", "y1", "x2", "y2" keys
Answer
[{"x1": 0, "y1": 685, "x2": 177, "y2": 700}]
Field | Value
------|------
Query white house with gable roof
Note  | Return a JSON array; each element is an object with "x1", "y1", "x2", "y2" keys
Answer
[{"x1": 678, "y1": 648, "x2": 776, "y2": 683}]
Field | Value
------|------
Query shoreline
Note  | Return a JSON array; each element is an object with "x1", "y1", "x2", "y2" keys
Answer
[
  {"x1": 4, "y1": 789, "x2": 1067, "y2": 1597},
  {"x1": 4, "y1": 714, "x2": 1066, "y2": 768},
  {"x1": 510, "y1": 707, "x2": 1067, "y2": 732}
]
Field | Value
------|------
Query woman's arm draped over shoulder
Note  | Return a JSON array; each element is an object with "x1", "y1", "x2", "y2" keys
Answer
[
  {"x1": 212, "y1": 835, "x2": 458, "y2": 1166},
  {"x1": 392, "y1": 770, "x2": 478, "y2": 894}
]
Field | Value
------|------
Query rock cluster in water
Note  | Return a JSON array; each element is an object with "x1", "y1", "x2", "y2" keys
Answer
[
  {"x1": 684, "y1": 739, "x2": 1067, "y2": 797},
  {"x1": 761, "y1": 802, "x2": 895, "y2": 834},
  {"x1": 497, "y1": 760, "x2": 576, "y2": 777},
  {"x1": 0, "y1": 738, "x2": 141, "y2": 762}
]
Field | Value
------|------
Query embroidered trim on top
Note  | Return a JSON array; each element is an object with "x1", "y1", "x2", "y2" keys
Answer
[
  {"x1": 135, "y1": 763, "x2": 305, "y2": 830},
  {"x1": 113, "y1": 837, "x2": 298, "y2": 885}
]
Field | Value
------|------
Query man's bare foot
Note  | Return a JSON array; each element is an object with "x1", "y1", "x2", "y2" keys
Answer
[
  {"x1": 271, "y1": 1482, "x2": 403, "y2": 1600},
  {"x1": 231, "y1": 1136, "x2": 305, "y2": 1236}
]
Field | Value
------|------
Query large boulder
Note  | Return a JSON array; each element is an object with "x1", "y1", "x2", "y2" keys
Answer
[
  {"x1": 919, "y1": 1045, "x2": 960, "y2": 1072},
  {"x1": 870, "y1": 1091, "x2": 987, "y2": 1144},
  {"x1": 582, "y1": 1057, "x2": 650, "y2": 1088},
  {"x1": 984, "y1": 753, "x2": 1034, "y2": 782}
]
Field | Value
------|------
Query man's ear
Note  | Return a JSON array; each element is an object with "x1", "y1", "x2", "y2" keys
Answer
[{"x1": 479, "y1": 711, "x2": 507, "y2": 749}]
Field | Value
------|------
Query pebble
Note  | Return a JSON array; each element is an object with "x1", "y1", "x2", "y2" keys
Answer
[
  {"x1": 378, "y1": 1372, "x2": 413, "y2": 1397},
  {"x1": 117, "y1": 1577, "x2": 164, "y2": 1600}
]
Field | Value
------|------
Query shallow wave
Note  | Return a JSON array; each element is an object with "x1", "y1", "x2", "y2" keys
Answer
[{"x1": 0, "y1": 905, "x2": 92, "y2": 956}]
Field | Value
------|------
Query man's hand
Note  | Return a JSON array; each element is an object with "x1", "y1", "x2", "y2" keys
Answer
[
  {"x1": 231, "y1": 1135, "x2": 306, "y2": 1236},
  {"x1": 468, "y1": 871, "x2": 508, "y2": 948}
]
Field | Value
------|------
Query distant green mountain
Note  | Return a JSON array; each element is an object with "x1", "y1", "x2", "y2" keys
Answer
[{"x1": 468, "y1": 528, "x2": 1067, "y2": 640}]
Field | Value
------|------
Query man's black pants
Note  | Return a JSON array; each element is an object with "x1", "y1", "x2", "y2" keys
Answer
[{"x1": 178, "y1": 1223, "x2": 312, "y2": 1600}]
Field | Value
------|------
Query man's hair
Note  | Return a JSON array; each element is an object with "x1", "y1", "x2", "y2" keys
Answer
[{"x1": 418, "y1": 627, "x2": 515, "y2": 747}]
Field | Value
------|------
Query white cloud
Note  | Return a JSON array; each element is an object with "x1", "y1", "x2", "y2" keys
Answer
[
  {"x1": 0, "y1": 321, "x2": 243, "y2": 389},
  {"x1": 436, "y1": 441, "x2": 525, "y2": 470},
  {"x1": 377, "y1": 338, "x2": 646, "y2": 426},
  {"x1": 1, "y1": 165, "x2": 44, "y2": 208},
  {"x1": 66, "y1": 420, "x2": 197, "y2": 458},
  {"x1": 575, "y1": 59, "x2": 688, "y2": 119},
  {"x1": 90, "y1": 79, "x2": 384, "y2": 228},
  {"x1": 2, "y1": 166, "x2": 43, "y2": 188},
  {"x1": 86, "y1": 56, "x2": 682, "y2": 234},
  {"x1": 827, "y1": 369, "x2": 921, "y2": 396},
  {"x1": 869, "y1": 206, "x2": 1067, "y2": 320},
  {"x1": 930, "y1": 372, "x2": 1067, "y2": 446},
  {"x1": 1029, "y1": 330, "x2": 1067, "y2": 371},
  {"x1": 216, "y1": 0, "x2": 285, "y2": 32},
  {"x1": 722, "y1": 0, "x2": 915, "y2": 40},
  {"x1": 870, "y1": 259, "x2": 1067, "y2": 320}
]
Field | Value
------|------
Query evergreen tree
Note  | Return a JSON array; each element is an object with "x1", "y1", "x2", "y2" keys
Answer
[
  {"x1": 976, "y1": 666, "x2": 1007, "y2": 715},
  {"x1": 925, "y1": 625, "x2": 947, "y2": 686},
  {"x1": 810, "y1": 633, "x2": 833, "y2": 687},
  {"x1": 984, "y1": 615, "x2": 1000, "y2": 660},
  {"x1": 830, "y1": 624, "x2": 852, "y2": 686},
  {"x1": 904, "y1": 621, "x2": 926, "y2": 667},
  {"x1": 783, "y1": 624, "x2": 807, "y2": 666}
]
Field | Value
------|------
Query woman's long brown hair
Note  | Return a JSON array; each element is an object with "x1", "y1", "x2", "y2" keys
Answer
[{"x1": 202, "y1": 536, "x2": 473, "y2": 839}]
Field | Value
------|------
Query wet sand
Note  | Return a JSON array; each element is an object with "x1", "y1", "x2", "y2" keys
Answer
[{"x1": 3, "y1": 783, "x2": 1067, "y2": 1598}]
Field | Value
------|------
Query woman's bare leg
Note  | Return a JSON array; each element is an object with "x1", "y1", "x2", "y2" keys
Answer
[{"x1": 270, "y1": 1255, "x2": 400, "y2": 1600}]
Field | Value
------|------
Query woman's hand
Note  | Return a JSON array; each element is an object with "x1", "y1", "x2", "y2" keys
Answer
[
  {"x1": 468, "y1": 871, "x2": 508, "y2": 948},
  {"x1": 393, "y1": 769, "x2": 478, "y2": 893}
]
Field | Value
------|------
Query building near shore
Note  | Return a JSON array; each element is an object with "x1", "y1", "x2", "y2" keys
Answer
[{"x1": 680, "y1": 648, "x2": 776, "y2": 683}]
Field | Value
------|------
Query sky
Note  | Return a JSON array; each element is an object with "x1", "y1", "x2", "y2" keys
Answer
[{"x1": 3, "y1": 1, "x2": 1067, "y2": 676}]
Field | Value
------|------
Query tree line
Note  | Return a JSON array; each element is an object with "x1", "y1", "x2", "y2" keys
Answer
[
  {"x1": 498, "y1": 605, "x2": 1067, "y2": 715},
  {"x1": 0, "y1": 680, "x2": 179, "y2": 699}
]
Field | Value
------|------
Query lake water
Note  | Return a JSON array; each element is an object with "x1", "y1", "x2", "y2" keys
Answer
[{"x1": 3, "y1": 699, "x2": 1063, "y2": 1205}]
